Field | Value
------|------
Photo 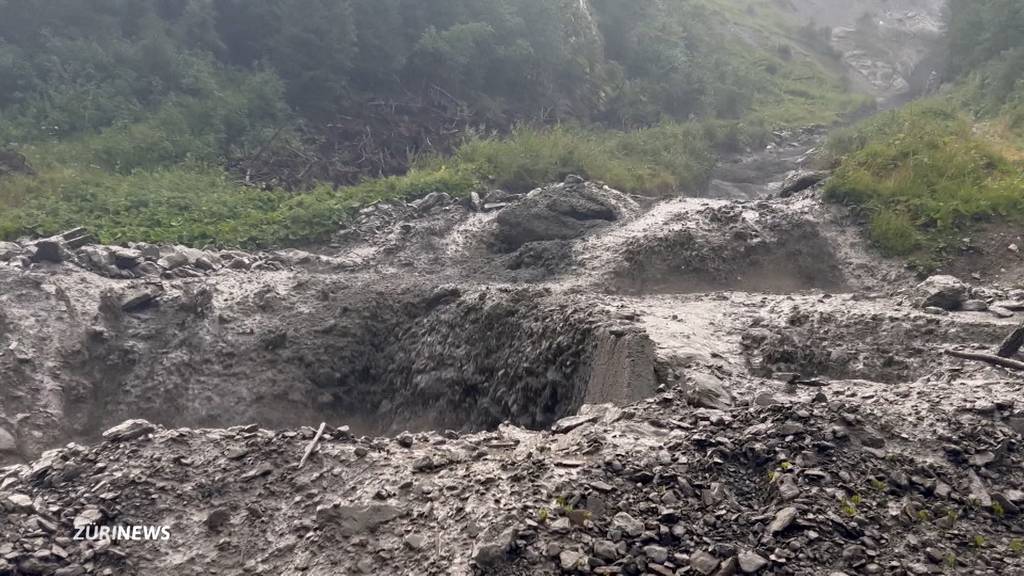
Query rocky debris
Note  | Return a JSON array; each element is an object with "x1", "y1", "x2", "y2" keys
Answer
[
  {"x1": 916, "y1": 275, "x2": 968, "y2": 310},
  {"x1": 607, "y1": 201, "x2": 846, "y2": 294},
  {"x1": 411, "y1": 191, "x2": 453, "y2": 213},
  {"x1": 491, "y1": 178, "x2": 636, "y2": 252},
  {"x1": 779, "y1": 170, "x2": 830, "y2": 197},
  {"x1": 116, "y1": 284, "x2": 165, "y2": 312}
]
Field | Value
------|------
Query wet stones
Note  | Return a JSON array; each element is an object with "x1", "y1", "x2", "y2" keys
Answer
[
  {"x1": 691, "y1": 551, "x2": 721, "y2": 575},
  {"x1": 767, "y1": 506, "x2": 798, "y2": 535},
  {"x1": 779, "y1": 170, "x2": 830, "y2": 197},
  {"x1": 738, "y1": 551, "x2": 769, "y2": 573},
  {"x1": 611, "y1": 511, "x2": 644, "y2": 538}
]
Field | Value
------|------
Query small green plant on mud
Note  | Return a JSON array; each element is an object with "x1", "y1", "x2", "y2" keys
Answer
[
  {"x1": 992, "y1": 500, "x2": 1005, "y2": 518},
  {"x1": 1009, "y1": 539, "x2": 1023, "y2": 555},
  {"x1": 944, "y1": 552, "x2": 957, "y2": 569},
  {"x1": 869, "y1": 478, "x2": 887, "y2": 492},
  {"x1": 972, "y1": 535, "x2": 987, "y2": 549}
]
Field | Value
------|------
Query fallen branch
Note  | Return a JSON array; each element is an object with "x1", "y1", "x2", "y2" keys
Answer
[
  {"x1": 298, "y1": 422, "x2": 327, "y2": 469},
  {"x1": 996, "y1": 322, "x2": 1024, "y2": 358},
  {"x1": 945, "y1": 349, "x2": 1024, "y2": 372}
]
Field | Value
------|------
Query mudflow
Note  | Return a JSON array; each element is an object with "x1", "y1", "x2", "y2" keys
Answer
[{"x1": 1, "y1": 3, "x2": 1023, "y2": 576}]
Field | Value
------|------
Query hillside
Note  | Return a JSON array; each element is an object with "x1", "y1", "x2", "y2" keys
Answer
[{"x1": 0, "y1": 0, "x2": 881, "y2": 249}]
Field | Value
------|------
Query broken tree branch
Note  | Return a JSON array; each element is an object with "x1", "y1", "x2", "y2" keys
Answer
[
  {"x1": 945, "y1": 349, "x2": 1024, "y2": 372},
  {"x1": 996, "y1": 322, "x2": 1024, "y2": 358},
  {"x1": 298, "y1": 422, "x2": 327, "y2": 469}
]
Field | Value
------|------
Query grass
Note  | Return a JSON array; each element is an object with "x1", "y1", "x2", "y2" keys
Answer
[
  {"x1": 0, "y1": 121, "x2": 761, "y2": 248},
  {"x1": 825, "y1": 100, "x2": 1024, "y2": 261}
]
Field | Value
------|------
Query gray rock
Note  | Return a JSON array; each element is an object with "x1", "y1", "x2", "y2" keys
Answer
[
  {"x1": 777, "y1": 475, "x2": 800, "y2": 501},
  {"x1": 404, "y1": 534, "x2": 427, "y2": 550},
  {"x1": 30, "y1": 239, "x2": 64, "y2": 263},
  {"x1": 643, "y1": 545, "x2": 669, "y2": 564},
  {"x1": 111, "y1": 247, "x2": 143, "y2": 269},
  {"x1": 413, "y1": 192, "x2": 452, "y2": 213},
  {"x1": 738, "y1": 551, "x2": 769, "y2": 573},
  {"x1": 593, "y1": 540, "x2": 619, "y2": 562},
  {"x1": 967, "y1": 470, "x2": 992, "y2": 508},
  {"x1": 779, "y1": 170, "x2": 829, "y2": 197},
  {"x1": 472, "y1": 527, "x2": 516, "y2": 568},
  {"x1": 691, "y1": 551, "x2": 721, "y2": 575},
  {"x1": 767, "y1": 506, "x2": 798, "y2": 534},
  {"x1": 73, "y1": 507, "x2": 103, "y2": 528},
  {"x1": 611, "y1": 511, "x2": 644, "y2": 537},
  {"x1": 102, "y1": 419, "x2": 156, "y2": 442},
  {"x1": 686, "y1": 372, "x2": 734, "y2": 409},
  {"x1": 491, "y1": 182, "x2": 627, "y2": 252},
  {"x1": 5, "y1": 493, "x2": 33, "y2": 512},
  {"x1": 119, "y1": 285, "x2": 165, "y2": 312},
  {"x1": 157, "y1": 252, "x2": 189, "y2": 270},
  {"x1": 916, "y1": 275, "x2": 968, "y2": 310},
  {"x1": 559, "y1": 549, "x2": 585, "y2": 571}
]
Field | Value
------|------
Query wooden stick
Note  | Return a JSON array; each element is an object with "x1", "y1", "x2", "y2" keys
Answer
[
  {"x1": 298, "y1": 422, "x2": 327, "y2": 469},
  {"x1": 945, "y1": 349, "x2": 1024, "y2": 372},
  {"x1": 996, "y1": 322, "x2": 1024, "y2": 358}
]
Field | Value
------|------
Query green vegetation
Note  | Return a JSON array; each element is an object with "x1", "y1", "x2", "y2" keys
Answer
[
  {"x1": 0, "y1": 0, "x2": 867, "y2": 248},
  {"x1": 825, "y1": 0, "x2": 1024, "y2": 265},
  {"x1": 825, "y1": 102, "x2": 1024, "y2": 259}
]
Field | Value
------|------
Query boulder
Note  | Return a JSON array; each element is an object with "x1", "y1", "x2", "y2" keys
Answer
[
  {"x1": 30, "y1": 239, "x2": 65, "y2": 263},
  {"x1": 157, "y1": 252, "x2": 189, "y2": 270},
  {"x1": 491, "y1": 180, "x2": 628, "y2": 252},
  {"x1": 779, "y1": 170, "x2": 829, "y2": 197},
  {"x1": 916, "y1": 275, "x2": 968, "y2": 310}
]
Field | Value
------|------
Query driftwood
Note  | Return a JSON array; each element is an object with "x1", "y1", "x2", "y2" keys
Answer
[
  {"x1": 945, "y1": 349, "x2": 1024, "y2": 372},
  {"x1": 298, "y1": 422, "x2": 327, "y2": 469},
  {"x1": 996, "y1": 322, "x2": 1024, "y2": 358}
]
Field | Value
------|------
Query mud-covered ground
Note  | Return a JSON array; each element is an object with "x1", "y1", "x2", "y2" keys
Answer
[
  {"x1": 2, "y1": 122, "x2": 1024, "y2": 575},
  {"x1": 3, "y1": 6, "x2": 1021, "y2": 569}
]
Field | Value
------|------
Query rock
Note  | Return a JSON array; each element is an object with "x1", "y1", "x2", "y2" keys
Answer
[
  {"x1": 73, "y1": 507, "x2": 103, "y2": 528},
  {"x1": 395, "y1": 433, "x2": 414, "y2": 448},
  {"x1": 559, "y1": 549, "x2": 585, "y2": 571},
  {"x1": 5, "y1": 493, "x2": 33, "y2": 512},
  {"x1": 777, "y1": 475, "x2": 800, "y2": 501},
  {"x1": 157, "y1": 252, "x2": 189, "y2": 270},
  {"x1": 916, "y1": 275, "x2": 968, "y2": 310},
  {"x1": 992, "y1": 493, "x2": 1020, "y2": 516},
  {"x1": 551, "y1": 413, "x2": 600, "y2": 434},
  {"x1": 472, "y1": 527, "x2": 516, "y2": 568},
  {"x1": 469, "y1": 191, "x2": 483, "y2": 211},
  {"x1": 738, "y1": 551, "x2": 769, "y2": 573},
  {"x1": 59, "y1": 227, "x2": 96, "y2": 249},
  {"x1": 841, "y1": 545, "x2": 867, "y2": 567},
  {"x1": 767, "y1": 506, "x2": 797, "y2": 534},
  {"x1": 967, "y1": 470, "x2": 992, "y2": 508},
  {"x1": 691, "y1": 551, "x2": 721, "y2": 575},
  {"x1": 413, "y1": 192, "x2": 452, "y2": 213},
  {"x1": 119, "y1": 285, "x2": 165, "y2": 312},
  {"x1": 111, "y1": 247, "x2": 143, "y2": 269},
  {"x1": 53, "y1": 566, "x2": 86, "y2": 576},
  {"x1": 491, "y1": 182, "x2": 628, "y2": 252},
  {"x1": 404, "y1": 534, "x2": 427, "y2": 550},
  {"x1": 686, "y1": 372, "x2": 734, "y2": 409},
  {"x1": 611, "y1": 511, "x2": 644, "y2": 537},
  {"x1": 779, "y1": 170, "x2": 829, "y2": 197},
  {"x1": 137, "y1": 243, "x2": 161, "y2": 261},
  {"x1": 133, "y1": 261, "x2": 162, "y2": 277},
  {"x1": 0, "y1": 427, "x2": 16, "y2": 453},
  {"x1": 30, "y1": 239, "x2": 65, "y2": 263},
  {"x1": 549, "y1": 516, "x2": 571, "y2": 533},
  {"x1": 961, "y1": 299, "x2": 989, "y2": 311},
  {"x1": 989, "y1": 306, "x2": 1015, "y2": 318},
  {"x1": 644, "y1": 545, "x2": 669, "y2": 564},
  {"x1": 593, "y1": 540, "x2": 619, "y2": 562},
  {"x1": 102, "y1": 419, "x2": 156, "y2": 442}
]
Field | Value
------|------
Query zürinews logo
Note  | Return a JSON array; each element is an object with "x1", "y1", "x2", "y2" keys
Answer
[{"x1": 74, "y1": 525, "x2": 171, "y2": 541}]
